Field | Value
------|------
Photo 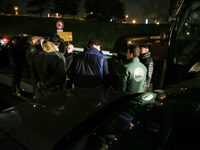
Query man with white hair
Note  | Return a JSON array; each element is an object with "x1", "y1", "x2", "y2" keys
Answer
[{"x1": 64, "y1": 43, "x2": 77, "y2": 89}]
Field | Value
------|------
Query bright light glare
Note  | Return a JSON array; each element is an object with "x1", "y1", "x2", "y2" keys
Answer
[
  {"x1": 0, "y1": 37, "x2": 9, "y2": 45},
  {"x1": 145, "y1": 19, "x2": 148, "y2": 24},
  {"x1": 132, "y1": 20, "x2": 136, "y2": 24},
  {"x1": 156, "y1": 22, "x2": 160, "y2": 25},
  {"x1": 14, "y1": 6, "x2": 19, "y2": 15},
  {"x1": 14, "y1": 6, "x2": 18, "y2": 11}
]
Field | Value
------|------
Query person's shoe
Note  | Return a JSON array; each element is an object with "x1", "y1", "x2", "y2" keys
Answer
[
  {"x1": 12, "y1": 88, "x2": 24, "y2": 97},
  {"x1": 33, "y1": 95, "x2": 37, "y2": 100},
  {"x1": 12, "y1": 90, "x2": 21, "y2": 97},
  {"x1": 16, "y1": 88, "x2": 25, "y2": 93}
]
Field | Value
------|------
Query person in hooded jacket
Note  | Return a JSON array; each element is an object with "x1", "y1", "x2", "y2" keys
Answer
[
  {"x1": 27, "y1": 34, "x2": 66, "y2": 99},
  {"x1": 139, "y1": 44, "x2": 154, "y2": 91}
]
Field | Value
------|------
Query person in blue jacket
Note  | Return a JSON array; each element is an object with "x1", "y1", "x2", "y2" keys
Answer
[{"x1": 68, "y1": 38, "x2": 109, "y2": 88}]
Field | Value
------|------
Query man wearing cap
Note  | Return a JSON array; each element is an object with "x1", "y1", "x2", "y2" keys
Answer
[
  {"x1": 68, "y1": 38, "x2": 109, "y2": 88},
  {"x1": 49, "y1": 34, "x2": 66, "y2": 54}
]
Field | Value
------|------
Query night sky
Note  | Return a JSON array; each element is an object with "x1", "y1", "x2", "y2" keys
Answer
[
  {"x1": 17, "y1": 0, "x2": 143, "y2": 17},
  {"x1": 124, "y1": 0, "x2": 142, "y2": 17},
  {"x1": 14, "y1": 0, "x2": 170, "y2": 22},
  {"x1": 124, "y1": 0, "x2": 171, "y2": 22}
]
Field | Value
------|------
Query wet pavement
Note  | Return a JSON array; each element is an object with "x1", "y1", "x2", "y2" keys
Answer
[
  {"x1": 0, "y1": 68, "x2": 33, "y2": 110},
  {"x1": 0, "y1": 67, "x2": 33, "y2": 93}
]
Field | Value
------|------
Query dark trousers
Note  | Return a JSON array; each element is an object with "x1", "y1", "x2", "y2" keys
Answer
[{"x1": 12, "y1": 64, "x2": 22, "y2": 92}]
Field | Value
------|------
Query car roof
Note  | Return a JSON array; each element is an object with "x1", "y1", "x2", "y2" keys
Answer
[
  {"x1": 0, "y1": 89, "x2": 126, "y2": 149},
  {"x1": 112, "y1": 33, "x2": 167, "y2": 53}
]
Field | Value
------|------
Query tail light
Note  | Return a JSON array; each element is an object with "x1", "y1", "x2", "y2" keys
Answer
[{"x1": 0, "y1": 37, "x2": 9, "y2": 45}]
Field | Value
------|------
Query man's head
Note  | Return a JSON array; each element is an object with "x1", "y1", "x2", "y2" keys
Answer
[
  {"x1": 88, "y1": 38, "x2": 101, "y2": 51},
  {"x1": 66, "y1": 44, "x2": 74, "y2": 54},
  {"x1": 139, "y1": 44, "x2": 150, "y2": 54},
  {"x1": 29, "y1": 36, "x2": 43, "y2": 45},
  {"x1": 126, "y1": 45, "x2": 140, "y2": 59},
  {"x1": 41, "y1": 39, "x2": 59, "y2": 53},
  {"x1": 49, "y1": 34, "x2": 61, "y2": 46}
]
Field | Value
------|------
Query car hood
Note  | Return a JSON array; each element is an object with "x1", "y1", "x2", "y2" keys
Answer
[{"x1": 0, "y1": 88, "x2": 125, "y2": 150}]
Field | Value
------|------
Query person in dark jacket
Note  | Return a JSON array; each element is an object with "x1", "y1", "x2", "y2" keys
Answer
[
  {"x1": 64, "y1": 44, "x2": 76, "y2": 71},
  {"x1": 67, "y1": 38, "x2": 109, "y2": 88},
  {"x1": 8, "y1": 34, "x2": 31, "y2": 96},
  {"x1": 64, "y1": 43, "x2": 77, "y2": 89},
  {"x1": 27, "y1": 36, "x2": 66, "y2": 99},
  {"x1": 139, "y1": 44, "x2": 154, "y2": 91}
]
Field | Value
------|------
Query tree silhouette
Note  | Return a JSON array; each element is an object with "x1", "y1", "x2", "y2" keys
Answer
[
  {"x1": 84, "y1": 0, "x2": 125, "y2": 22},
  {"x1": 112, "y1": 0, "x2": 126, "y2": 20},
  {"x1": 141, "y1": 0, "x2": 170, "y2": 22},
  {"x1": 0, "y1": 0, "x2": 20, "y2": 14},
  {"x1": 54, "y1": 0, "x2": 81, "y2": 17},
  {"x1": 0, "y1": 0, "x2": 9, "y2": 13},
  {"x1": 27, "y1": 0, "x2": 54, "y2": 17}
]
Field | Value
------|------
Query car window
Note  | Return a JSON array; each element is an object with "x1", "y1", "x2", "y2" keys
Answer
[{"x1": 173, "y1": 1, "x2": 200, "y2": 65}]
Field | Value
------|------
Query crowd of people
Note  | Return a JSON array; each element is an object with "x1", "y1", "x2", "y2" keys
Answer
[{"x1": 9, "y1": 33, "x2": 154, "y2": 99}]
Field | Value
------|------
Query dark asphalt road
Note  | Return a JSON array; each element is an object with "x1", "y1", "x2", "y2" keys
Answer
[
  {"x1": 0, "y1": 69, "x2": 33, "y2": 111},
  {"x1": 0, "y1": 83, "x2": 13, "y2": 110}
]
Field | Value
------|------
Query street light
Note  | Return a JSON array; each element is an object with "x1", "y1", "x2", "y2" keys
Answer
[
  {"x1": 145, "y1": 19, "x2": 149, "y2": 24},
  {"x1": 125, "y1": 15, "x2": 129, "y2": 23},
  {"x1": 14, "y1": 6, "x2": 19, "y2": 15},
  {"x1": 132, "y1": 19, "x2": 136, "y2": 24},
  {"x1": 14, "y1": 6, "x2": 18, "y2": 11}
]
